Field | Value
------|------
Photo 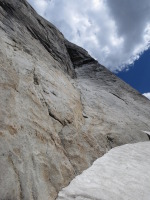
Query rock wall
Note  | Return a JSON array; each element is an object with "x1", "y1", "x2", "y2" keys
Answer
[{"x1": 0, "y1": 0, "x2": 150, "y2": 199}]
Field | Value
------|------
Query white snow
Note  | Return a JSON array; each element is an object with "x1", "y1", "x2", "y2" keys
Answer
[
  {"x1": 57, "y1": 142, "x2": 150, "y2": 200},
  {"x1": 143, "y1": 93, "x2": 150, "y2": 100}
]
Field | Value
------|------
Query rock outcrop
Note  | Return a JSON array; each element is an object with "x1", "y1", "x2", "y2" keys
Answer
[{"x1": 0, "y1": 0, "x2": 150, "y2": 199}]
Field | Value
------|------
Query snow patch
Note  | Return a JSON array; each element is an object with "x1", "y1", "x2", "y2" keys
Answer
[{"x1": 57, "y1": 142, "x2": 150, "y2": 200}]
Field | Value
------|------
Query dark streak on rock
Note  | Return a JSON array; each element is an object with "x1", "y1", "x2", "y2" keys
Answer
[
  {"x1": 33, "y1": 71, "x2": 39, "y2": 85},
  {"x1": 107, "y1": 135, "x2": 114, "y2": 149},
  {"x1": 51, "y1": 91, "x2": 57, "y2": 96},
  {"x1": 45, "y1": 102, "x2": 64, "y2": 126},
  {"x1": 83, "y1": 114, "x2": 88, "y2": 118},
  {"x1": 110, "y1": 92, "x2": 127, "y2": 104},
  {"x1": 147, "y1": 134, "x2": 150, "y2": 140},
  {"x1": 0, "y1": 2, "x2": 15, "y2": 16}
]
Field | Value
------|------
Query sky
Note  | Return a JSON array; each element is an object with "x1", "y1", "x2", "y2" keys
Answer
[
  {"x1": 117, "y1": 48, "x2": 150, "y2": 94},
  {"x1": 27, "y1": 0, "x2": 150, "y2": 99}
]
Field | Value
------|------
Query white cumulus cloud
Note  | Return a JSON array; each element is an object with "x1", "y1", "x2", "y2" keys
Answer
[{"x1": 27, "y1": 0, "x2": 150, "y2": 72}]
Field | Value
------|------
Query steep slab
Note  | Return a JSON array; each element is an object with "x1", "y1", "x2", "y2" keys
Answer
[
  {"x1": 0, "y1": 0, "x2": 82, "y2": 199},
  {"x1": 0, "y1": 0, "x2": 150, "y2": 199},
  {"x1": 57, "y1": 142, "x2": 150, "y2": 200}
]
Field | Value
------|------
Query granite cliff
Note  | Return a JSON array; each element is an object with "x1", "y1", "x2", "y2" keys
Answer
[{"x1": 0, "y1": 0, "x2": 150, "y2": 199}]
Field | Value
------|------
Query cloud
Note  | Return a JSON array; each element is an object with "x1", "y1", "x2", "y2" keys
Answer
[
  {"x1": 143, "y1": 93, "x2": 150, "y2": 100},
  {"x1": 27, "y1": 0, "x2": 150, "y2": 72}
]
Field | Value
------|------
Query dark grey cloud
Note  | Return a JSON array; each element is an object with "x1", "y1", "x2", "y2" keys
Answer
[
  {"x1": 106, "y1": 0, "x2": 150, "y2": 68},
  {"x1": 27, "y1": 0, "x2": 150, "y2": 72}
]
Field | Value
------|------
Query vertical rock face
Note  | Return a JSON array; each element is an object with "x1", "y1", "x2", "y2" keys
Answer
[{"x1": 0, "y1": 0, "x2": 150, "y2": 199}]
